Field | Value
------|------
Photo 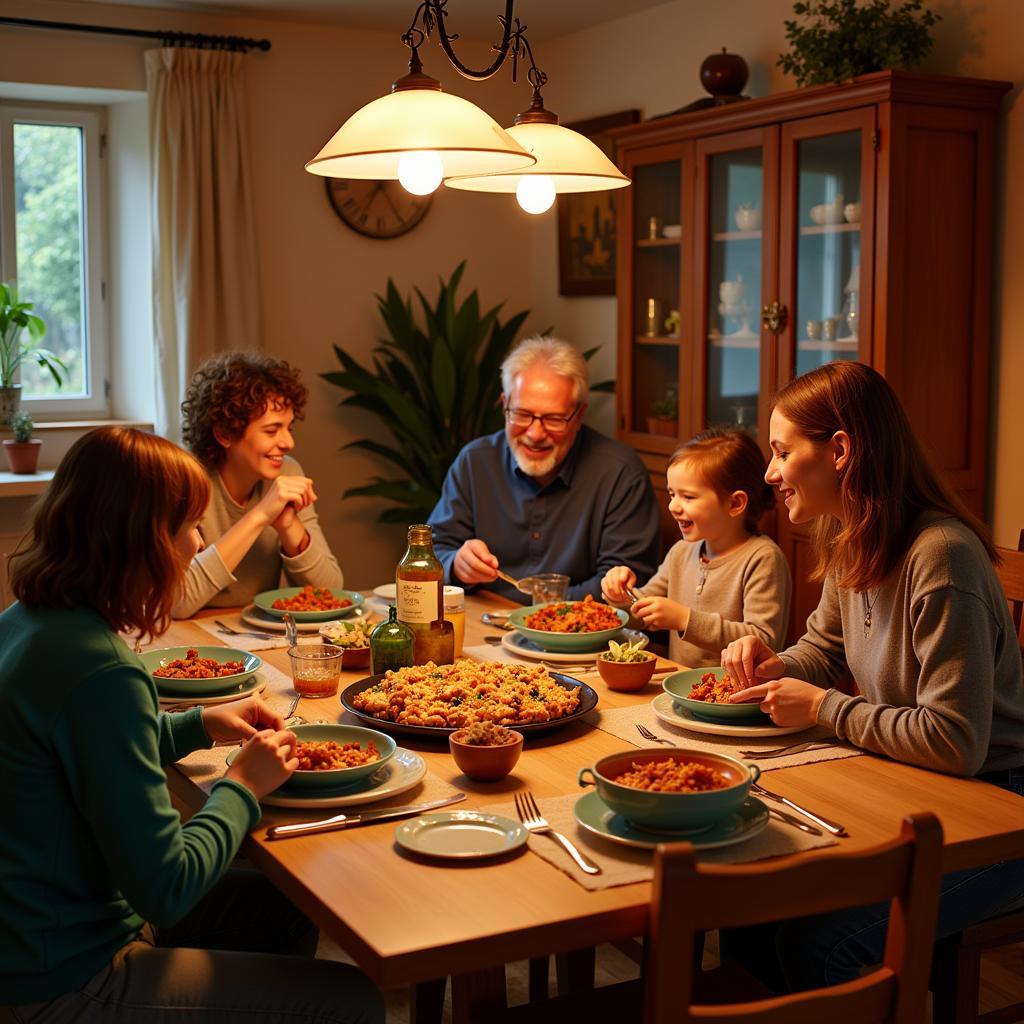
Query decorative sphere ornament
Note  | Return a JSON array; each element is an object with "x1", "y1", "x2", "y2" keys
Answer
[{"x1": 700, "y1": 48, "x2": 749, "y2": 100}]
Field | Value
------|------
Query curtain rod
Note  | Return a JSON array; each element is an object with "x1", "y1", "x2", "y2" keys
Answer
[{"x1": 0, "y1": 15, "x2": 271, "y2": 53}]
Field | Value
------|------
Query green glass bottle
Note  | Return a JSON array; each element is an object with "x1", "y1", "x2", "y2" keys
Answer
[{"x1": 369, "y1": 606, "x2": 415, "y2": 675}]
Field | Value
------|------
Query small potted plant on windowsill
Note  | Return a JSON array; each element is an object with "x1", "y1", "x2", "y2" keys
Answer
[
  {"x1": 0, "y1": 282, "x2": 65, "y2": 425},
  {"x1": 647, "y1": 388, "x2": 678, "y2": 437},
  {"x1": 3, "y1": 410, "x2": 42, "y2": 474}
]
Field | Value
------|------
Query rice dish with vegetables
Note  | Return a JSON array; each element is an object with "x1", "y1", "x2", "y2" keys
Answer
[{"x1": 523, "y1": 595, "x2": 621, "y2": 634}]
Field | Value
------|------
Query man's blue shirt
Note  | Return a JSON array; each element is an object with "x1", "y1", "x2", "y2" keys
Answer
[{"x1": 427, "y1": 426, "x2": 660, "y2": 603}]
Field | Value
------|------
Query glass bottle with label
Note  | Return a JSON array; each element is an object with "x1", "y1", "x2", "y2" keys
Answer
[
  {"x1": 369, "y1": 606, "x2": 414, "y2": 675},
  {"x1": 396, "y1": 524, "x2": 455, "y2": 666},
  {"x1": 443, "y1": 585, "x2": 465, "y2": 658}
]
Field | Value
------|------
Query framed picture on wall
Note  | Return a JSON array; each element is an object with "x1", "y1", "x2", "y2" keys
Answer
[{"x1": 557, "y1": 109, "x2": 640, "y2": 296}]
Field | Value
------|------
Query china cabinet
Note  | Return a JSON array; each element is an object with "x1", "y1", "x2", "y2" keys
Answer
[{"x1": 612, "y1": 71, "x2": 1010, "y2": 641}]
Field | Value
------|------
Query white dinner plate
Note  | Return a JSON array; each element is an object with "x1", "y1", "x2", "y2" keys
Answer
[
  {"x1": 260, "y1": 748, "x2": 426, "y2": 808},
  {"x1": 158, "y1": 673, "x2": 266, "y2": 708},
  {"x1": 650, "y1": 691, "x2": 810, "y2": 738},
  {"x1": 372, "y1": 583, "x2": 397, "y2": 604},
  {"x1": 239, "y1": 605, "x2": 326, "y2": 634},
  {"x1": 394, "y1": 811, "x2": 528, "y2": 860},
  {"x1": 500, "y1": 628, "x2": 649, "y2": 664}
]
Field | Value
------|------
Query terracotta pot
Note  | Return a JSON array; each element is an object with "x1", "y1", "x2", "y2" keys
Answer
[
  {"x1": 449, "y1": 729, "x2": 523, "y2": 782},
  {"x1": 597, "y1": 654, "x2": 657, "y2": 692},
  {"x1": 646, "y1": 417, "x2": 678, "y2": 437},
  {"x1": 3, "y1": 439, "x2": 41, "y2": 474}
]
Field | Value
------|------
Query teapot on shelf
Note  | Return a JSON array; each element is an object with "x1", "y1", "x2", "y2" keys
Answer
[
  {"x1": 809, "y1": 194, "x2": 845, "y2": 225},
  {"x1": 734, "y1": 202, "x2": 761, "y2": 231}
]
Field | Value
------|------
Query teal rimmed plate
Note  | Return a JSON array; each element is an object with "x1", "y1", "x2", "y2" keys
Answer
[
  {"x1": 573, "y1": 790, "x2": 769, "y2": 850},
  {"x1": 650, "y1": 692, "x2": 809, "y2": 738},
  {"x1": 253, "y1": 587, "x2": 365, "y2": 622},
  {"x1": 395, "y1": 811, "x2": 528, "y2": 860},
  {"x1": 140, "y1": 646, "x2": 261, "y2": 697},
  {"x1": 507, "y1": 602, "x2": 628, "y2": 653},
  {"x1": 282, "y1": 724, "x2": 395, "y2": 790},
  {"x1": 662, "y1": 666, "x2": 770, "y2": 723}
]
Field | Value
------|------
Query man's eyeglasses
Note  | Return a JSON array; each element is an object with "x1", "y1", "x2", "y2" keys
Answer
[{"x1": 503, "y1": 403, "x2": 582, "y2": 435}]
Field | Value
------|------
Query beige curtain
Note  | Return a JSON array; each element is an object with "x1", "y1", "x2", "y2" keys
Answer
[{"x1": 146, "y1": 47, "x2": 262, "y2": 440}]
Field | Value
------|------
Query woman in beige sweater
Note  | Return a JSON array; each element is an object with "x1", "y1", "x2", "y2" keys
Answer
[{"x1": 720, "y1": 361, "x2": 1024, "y2": 993}]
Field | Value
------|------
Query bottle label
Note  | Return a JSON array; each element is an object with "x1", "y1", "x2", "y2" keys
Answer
[{"x1": 397, "y1": 580, "x2": 438, "y2": 624}]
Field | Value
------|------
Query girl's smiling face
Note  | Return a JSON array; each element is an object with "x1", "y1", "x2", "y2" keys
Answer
[
  {"x1": 665, "y1": 459, "x2": 746, "y2": 549},
  {"x1": 766, "y1": 408, "x2": 846, "y2": 523}
]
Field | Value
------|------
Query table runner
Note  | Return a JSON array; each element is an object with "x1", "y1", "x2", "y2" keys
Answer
[
  {"x1": 479, "y1": 792, "x2": 839, "y2": 891},
  {"x1": 595, "y1": 704, "x2": 863, "y2": 772}
]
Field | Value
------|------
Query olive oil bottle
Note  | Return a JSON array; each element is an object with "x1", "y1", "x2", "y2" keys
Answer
[{"x1": 395, "y1": 524, "x2": 455, "y2": 666}]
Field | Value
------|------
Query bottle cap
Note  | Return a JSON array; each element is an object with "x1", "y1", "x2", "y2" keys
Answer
[{"x1": 443, "y1": 585, "x2": 464, "y2": 609}]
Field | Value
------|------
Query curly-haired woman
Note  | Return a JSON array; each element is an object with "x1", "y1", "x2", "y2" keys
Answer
[{"x1": 174, "y1": 352, "x2": 342, "y2": 617}]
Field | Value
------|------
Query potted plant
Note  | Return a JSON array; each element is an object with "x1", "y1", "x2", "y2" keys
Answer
[
  {"x1": 0, "y1": 282, "x2": 66, "y2": 425},
  {"x1": 777, "y1": 0, "x2": 940, "y2": 88},
  {"x1": 647, "y1": 388, "x2": 678, "y2": 437},
  {"x1": 3, "y1": 410, "x2": 42, "y2": 474}
]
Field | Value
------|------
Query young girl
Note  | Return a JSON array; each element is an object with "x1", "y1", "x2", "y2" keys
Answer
[
  {"x1": 0, "y1": 427, "x2": 382, "y2": 1022},
  {"x1": 602, "y1": 427, "x2": 791, "y2": 666},
  {"x1": 173, "y1": 351, "x2": 343, "y2": 618},
  {"x1": 721, "y1": 361, "x2": 1024, "y2": 992}
]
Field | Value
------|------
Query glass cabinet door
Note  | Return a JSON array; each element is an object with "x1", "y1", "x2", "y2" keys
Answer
[
  {"x1": 696, "y1": 131, "x2": 773, "y2": 439},
  {"x1": 628, "y1": 158, "x2": 682, "y2": 439}
]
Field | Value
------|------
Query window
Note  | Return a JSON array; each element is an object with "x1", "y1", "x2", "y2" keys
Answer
[{"x1": 0, "y1": 102, "x2": 109, "y2": 417}]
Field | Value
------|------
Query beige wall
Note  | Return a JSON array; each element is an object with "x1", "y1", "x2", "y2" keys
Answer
[{"x1": 530, "y1": 0, "x2": 1023, "y2": 546}]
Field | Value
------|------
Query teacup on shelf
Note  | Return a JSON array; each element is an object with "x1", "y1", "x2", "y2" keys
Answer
[
  {"x1": 843, "y1": 201, "x2": 861, "y2": 224},
  {"x1": 734, "y1": 203, "x2": 761, "y2": 231}
]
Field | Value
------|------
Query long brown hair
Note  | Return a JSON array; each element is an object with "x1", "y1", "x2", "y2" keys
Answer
[
  {"x1": 773, "y1": 362, "x2": 995, "y2": 590},
  {"x1": 10, "y1": 427, "x2": 211, "y2": 641},
  {"x1": 669, "y1": 428, "x2": 775, "y2": 534}
]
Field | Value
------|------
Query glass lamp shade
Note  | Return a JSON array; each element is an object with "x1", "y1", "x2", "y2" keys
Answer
[
  {"x1": 305, "y1": 88, "x2": 536, "y2": 180},
  {"x1": 444, "y1": 121, "x2": 630, "y2": 194}
]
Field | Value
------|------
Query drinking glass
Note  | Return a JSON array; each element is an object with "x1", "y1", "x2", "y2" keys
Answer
[
  {"x1": 529, "y1": 573, "x2": 570, "y2": 604},
  {"x1": 288, "y1": 644, "x2": 344, "y2": 699}
]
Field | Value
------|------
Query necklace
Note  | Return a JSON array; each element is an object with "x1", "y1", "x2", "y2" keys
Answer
[
  {"x1": 696, "y1": 553, "x2": 711, "y2": 595},
  {"x1": 862, "y1": 588, "x2": 879, "y2": 637}
]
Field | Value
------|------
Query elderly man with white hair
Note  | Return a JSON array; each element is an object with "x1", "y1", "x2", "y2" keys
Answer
[{"x1": 427, "y1": 335, "x2": 660, "y2": 603}]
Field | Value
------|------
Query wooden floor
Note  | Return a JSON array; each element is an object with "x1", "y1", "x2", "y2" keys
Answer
[{"x1": 319, "y1": 934, "x2": 1024, "y2": 1022}]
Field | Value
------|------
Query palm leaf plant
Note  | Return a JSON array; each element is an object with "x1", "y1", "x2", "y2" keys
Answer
[{"x1": 322, "y1": 262, "x2": 612, "y2": 525}]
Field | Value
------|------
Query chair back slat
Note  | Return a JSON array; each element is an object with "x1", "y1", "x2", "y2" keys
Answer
[{"x1": 995, "y1": 539, "x2": 1024, "y2": 648}]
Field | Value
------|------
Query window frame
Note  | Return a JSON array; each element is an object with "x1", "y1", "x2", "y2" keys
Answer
[{"x1": 0, "y1": 100, "x2": 111, "y2": 419}]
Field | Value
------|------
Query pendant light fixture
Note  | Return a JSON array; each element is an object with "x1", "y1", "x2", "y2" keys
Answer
[{"x1": 305, "y1": 1, "x2": 630, "y2": 212}]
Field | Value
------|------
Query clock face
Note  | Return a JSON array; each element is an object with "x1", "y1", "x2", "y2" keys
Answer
[{"x1": 325, "y1": 178, "x2": 432, "y2": 239}]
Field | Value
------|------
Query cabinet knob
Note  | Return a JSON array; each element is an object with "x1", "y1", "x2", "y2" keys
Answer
[{"x1": 762, "y1": 301, "x2": 787, "y2": 335}]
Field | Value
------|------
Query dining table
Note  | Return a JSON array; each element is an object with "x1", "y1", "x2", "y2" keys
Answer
[{"x1": 156, "y1": 590, "x2": 1024, "y2": 1022}]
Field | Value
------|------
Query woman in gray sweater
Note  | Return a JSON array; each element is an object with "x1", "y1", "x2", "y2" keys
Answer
[{"x1": 721, "y1": 361, "x2": 1024, "y2": 992}]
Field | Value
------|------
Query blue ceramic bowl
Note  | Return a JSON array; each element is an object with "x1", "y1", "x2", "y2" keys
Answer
[
  {"x1": 253, "y1": 587, "x2": 365, "y2": 622},
  {"x1": 662, "y1": 666, "x2": 770, "y2": 723},
  {"x1": 578, "y1": 747, "x2": 759, "y2": 833},
  {"x1": 140, "y1": 646, "x2": 261, "y2": 697},
  {"x1": 507, "y1": 602, "x2": 628, "y2": 653}
]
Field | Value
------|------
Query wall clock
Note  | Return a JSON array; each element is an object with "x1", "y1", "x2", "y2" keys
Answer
[{"x1": 325, "y1": 179, "x2": 432, "y2": 239}]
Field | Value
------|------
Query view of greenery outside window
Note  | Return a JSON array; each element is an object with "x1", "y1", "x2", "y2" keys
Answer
[{"x1": 0, "y1": 102, "x2": 108, "y2": 416}]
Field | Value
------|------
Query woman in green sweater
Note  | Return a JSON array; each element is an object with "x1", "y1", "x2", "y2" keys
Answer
[
  {"x1": 720, "y1": 361, "x2": 1024, "y2": 992},
  {"x1": 0, "y1": 427, "x2": 382, "y2": 1022}
]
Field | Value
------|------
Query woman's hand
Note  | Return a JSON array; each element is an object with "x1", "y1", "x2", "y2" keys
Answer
[
  {"x1": 225, "y1": 728, "x2": 299, "y2": 800},
  {"x1": 253, "y1": 475, "x2": 316, "y2": 532},
  {"x1": 721, "y1": 635, "x2": 785, "y2": 689},
  {"x1": 631, "y1": 596, "x2": 687, "y2": 632},
  {"x1": 728, "y1": 678, "x2": 827, "y2": 729},
  {"x1": 201, "y1": 696, "x2": 285, "y2": 744},
  {"x1": 453, "y1": 539, "x2": 499, "y2": 585},
  {"x1": 601, "y1": 566, "x2": 636, "y2": 604}
]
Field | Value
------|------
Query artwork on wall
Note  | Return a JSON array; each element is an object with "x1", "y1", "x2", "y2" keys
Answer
[{"x1": 557, "y1": 109, "x2": 640, "y2": 296}]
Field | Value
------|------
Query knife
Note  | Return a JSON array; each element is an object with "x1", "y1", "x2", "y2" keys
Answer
[{"x1": 265, "y1": 792, "x2": 466, "y2": 840}]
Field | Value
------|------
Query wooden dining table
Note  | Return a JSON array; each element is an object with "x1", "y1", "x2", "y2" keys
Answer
[{"x1": 158, "y1": 591, "x2": 1024, "y2": 1021}]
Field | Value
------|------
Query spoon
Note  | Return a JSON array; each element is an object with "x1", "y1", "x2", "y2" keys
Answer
[
  {"x1": 496, "y1": 569, "x2": 536, "y2": 596},
  {"x1": 283, "y1": 612, "x2": 298, "y2": 649}
]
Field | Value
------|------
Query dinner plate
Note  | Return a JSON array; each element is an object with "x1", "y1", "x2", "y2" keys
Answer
[
  {"x1": 246, "y1": 747, "x2": 426, "y2": 808},
  {"x1": 573, "y1": 790, "x2": 769, "y2": 851},
  {"x1": 240, "y1": 605, "x2": 329, "y2": 634},
  {"x1": 372, "y1": 583, "x2": 397, "y2": 604},
  {"x1": 650, "y1": 691, "x2": 809, "y2": 738},
  {"x1": 341, "y1": 671, "x2": 598, "y2": 739},
  {"x1": 500, "y1": 628, "x2": 649, "y2": 664},
  {"x1": 253, "y1": 587, "x2": 365, "y2": 622},
  {"x1": 157, "y1": 673, "x2": 266, "y2": 708},
  {"x1": 141, "y1": 646, "x2": 262, "y2": 697},
  {"x1": 394, "y1": 811, "x2": 528, "y2": 860}
]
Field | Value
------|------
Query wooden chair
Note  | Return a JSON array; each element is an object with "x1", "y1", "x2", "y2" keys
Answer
[
  {"x1": 495, "y1": 812, "x2": 943, "y2": 1024},
  {"x1": 929, "y1": 531, "x2": 1024, "y2": 1024}
]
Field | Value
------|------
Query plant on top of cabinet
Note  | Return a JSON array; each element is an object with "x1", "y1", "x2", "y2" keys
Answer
[{"x1": 778, "y1": 0, "x2": 940, "y2": 87}]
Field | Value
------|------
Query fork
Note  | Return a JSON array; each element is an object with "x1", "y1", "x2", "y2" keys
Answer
[
  {"x1": 636, "y1": 723, "x2": 675, "y2": 746},
  {"x1": 737, "y1": 741, "x2": 834, "y2": 760},
  {"x1": 214, "y1": 620, "x2": 276, "y2": 641},
  {"x1": 514, "y1": 791, "x2": 601, "y2": 875}
]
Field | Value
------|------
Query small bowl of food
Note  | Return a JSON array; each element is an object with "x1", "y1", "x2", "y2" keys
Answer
[
  {"x1": 596, "y1": 638, "x2": 656, "y2": 692},
  {"x1": 139, "y1": 645, "x2": 261, "y2": 697},
  {"x1": 578, "y1": 747, "x2": 759, "y2": 833},
  {"x1": 449, "y1": 721, "x2": 524, "y2": 782},
  {"x1": 319, "y1": 621, "x2": 371, "y2": 670},
  {"x1": 662, "y1": 666, "x2": 769, "y2": 723},
  {"x1": 278, "y1": 724, "x2": 395, "y2": 790}
]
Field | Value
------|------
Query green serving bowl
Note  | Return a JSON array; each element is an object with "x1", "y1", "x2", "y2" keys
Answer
[
  {"x1": 507, "y1": 602, "x2": 628, "y2": 653},
  {"x1": 578, "y1": 747, "x2": 760, "y2": 833},
  {"x1": 253, "y1": 587, "x2": 365, "y2": 622},
  {"x1": 662, "y1": 666, "x2": 770, "y2": 723},
  {"x1": 227, "y1": 724, "x2": 396, "y2": 792},
  {"x1": 140, "y1": 646, "x2": 261, "y2": 697}
]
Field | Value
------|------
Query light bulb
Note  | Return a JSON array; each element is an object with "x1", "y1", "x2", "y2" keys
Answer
[
  {"x1": 397, "y1": 151, "x2": 444, "y2": 195},
  {"x1": 516, "y1": 175, "x2": 556, "y2": 214}
]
